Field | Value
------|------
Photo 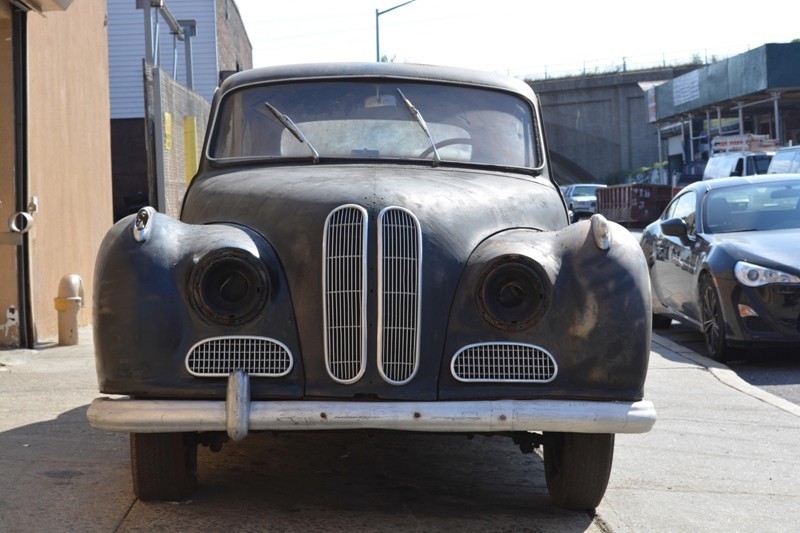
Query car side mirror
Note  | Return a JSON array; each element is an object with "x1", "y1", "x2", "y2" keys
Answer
[{"x1": 660, "y1": 217, "x2": 688, "y2": 239}]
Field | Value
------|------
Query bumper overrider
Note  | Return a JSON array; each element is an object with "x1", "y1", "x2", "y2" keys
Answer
[{"x1": 88, "y1": 370, "x2": 656, "y2": 441}]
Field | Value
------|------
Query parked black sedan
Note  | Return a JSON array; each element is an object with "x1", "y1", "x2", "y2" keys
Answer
[{"x1": 640, "y1": 175, "x2": 800, "y2": 361}]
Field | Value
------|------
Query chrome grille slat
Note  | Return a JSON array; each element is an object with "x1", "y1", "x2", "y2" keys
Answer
[
  {"x1": 378, "y1": 207, "x2": 422, "y2": 384},
  {"x1": 451, "y1": 343, "x2": 557, "y2": 383},
  {"x1": 323, "y1": 205, "x2": 368, "y2": 383},
  {"x1": 185, "y1": 336, "x2": 293, "y2": 377}
]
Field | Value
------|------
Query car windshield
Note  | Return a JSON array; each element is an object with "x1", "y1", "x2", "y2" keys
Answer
[
  {"x1": 703, "y1": 181, "x2": 800, "y2": 233},
  {"x1": 570, "y1": 185, "x2": 600, "y2": 196},
  {"x1": 208, "y1": 80, "x2": 538, "y2": 168}
]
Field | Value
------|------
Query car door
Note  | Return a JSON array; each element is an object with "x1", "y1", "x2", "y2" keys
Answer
[{"x1": 652, "y1": 190, "x2": 702, "y2": 323}]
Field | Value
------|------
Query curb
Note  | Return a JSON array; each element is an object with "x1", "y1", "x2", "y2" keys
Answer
[{"x1": 651, "y1": 332, "x2": 800, "y2": 418}]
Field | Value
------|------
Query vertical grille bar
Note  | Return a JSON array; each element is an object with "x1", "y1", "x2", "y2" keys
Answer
[
  {"x1": 323, "y1": 205, "x2": 368, "y2": 383},
  {"x1": 378, "y1": 207, "x2": 422, "y2": 384}
]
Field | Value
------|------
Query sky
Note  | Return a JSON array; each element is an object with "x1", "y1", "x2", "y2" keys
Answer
[{"x1": 233, "y1": 0, "x2": 799, "y2": 80}]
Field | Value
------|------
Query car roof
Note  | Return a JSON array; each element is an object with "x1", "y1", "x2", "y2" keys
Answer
[
  {"x1": 775, "y1": 145, "x2": 800, "y2": 153},
  {"x1": 708, "y1": 151, "x2": 773, "y2": 157},
  {"x1": 682, "y1": 173, "x2": 800, "y2": 193},
  {"x1": 217, "y1": 62, "x2": 537, "y2": 101}
]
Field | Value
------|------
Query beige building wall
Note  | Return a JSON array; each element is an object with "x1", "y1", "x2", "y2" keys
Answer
[{"x1": 24, "y1": 0, "x2": 113, "y2": 340}]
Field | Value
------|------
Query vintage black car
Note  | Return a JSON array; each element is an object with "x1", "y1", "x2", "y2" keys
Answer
[
  {"x1": 640, "y1": 174, "x2": 800, "y2": 361},
  {"x1": 87, "y1": 63, "x2": 656, "y2": 510}
]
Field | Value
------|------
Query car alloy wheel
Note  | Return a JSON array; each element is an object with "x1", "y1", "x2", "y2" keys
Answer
[{"x1": 700, "y1": 276, "x2": 731, "y2": 362}]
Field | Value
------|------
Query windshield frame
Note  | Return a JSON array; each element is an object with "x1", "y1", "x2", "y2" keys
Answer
[{"x1": 204, "y1": 78, "x2": 544, "y2": 173}]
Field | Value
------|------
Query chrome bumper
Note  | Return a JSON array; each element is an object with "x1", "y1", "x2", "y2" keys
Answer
[{"x1": 87, "y1": 371, "x2": 656, "y2": 441}]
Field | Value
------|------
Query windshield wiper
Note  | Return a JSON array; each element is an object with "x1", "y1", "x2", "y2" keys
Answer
[
  {"x1": 264, "y1": 101, "x2": 320, "y2": 164},
  {"x1": 396, "y1": 89, "x2": 440, "y2": 167}
]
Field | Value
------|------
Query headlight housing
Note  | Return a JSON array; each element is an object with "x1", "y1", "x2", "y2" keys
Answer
[
  {"x1": 477, "y1": 255, "x2": 550, "y2": 330},
  {"x1": 734, "y1": 261, "x2": 800, "y2": 287},
  {"x1": 190, "y1": 249, "x2": 270, "y2": 325}
]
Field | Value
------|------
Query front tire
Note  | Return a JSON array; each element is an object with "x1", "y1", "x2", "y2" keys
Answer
[
  {"x1": 543, "y1": 432, "x2": 614, "y2": 511},
  {"x1": 130, "y1": 433, "x2": 198, "y2": 501},
  {"x1": 700, "y1": 276, "x2": 735, "y2": 362}
]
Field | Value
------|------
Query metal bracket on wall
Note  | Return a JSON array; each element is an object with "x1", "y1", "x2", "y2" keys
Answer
[{"x1": 2, "y1": 204, "x2": 34, "y2": 245}]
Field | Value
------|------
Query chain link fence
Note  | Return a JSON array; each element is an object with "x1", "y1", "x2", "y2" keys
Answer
[{"x1": 144, "y1": 61, "x2": 211, "y2": 218}]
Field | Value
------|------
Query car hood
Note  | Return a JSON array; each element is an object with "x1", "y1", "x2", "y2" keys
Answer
[
  {"x1": 711, "y1": 230, "x2": 800, "y2": 275},
  {"x1": 182, "y1": 164, "x2": 565, "y2": 247}
]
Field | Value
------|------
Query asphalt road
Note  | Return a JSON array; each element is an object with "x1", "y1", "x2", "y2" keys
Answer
[{"x1": 655, "y1": 320, "x2": 800, "y2": 406}]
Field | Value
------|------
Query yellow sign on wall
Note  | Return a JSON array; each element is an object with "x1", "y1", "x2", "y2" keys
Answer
[
  {"x1": 184, "y1": 116, "x2": 198, "y2": 184},
  {"x1": 163, "y1": 112, "x2": 172, "y2": 151}
]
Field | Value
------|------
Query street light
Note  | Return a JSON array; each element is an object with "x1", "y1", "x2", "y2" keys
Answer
[{"x1": 375, "y1": 0, "x2": 416, "y2": 62}]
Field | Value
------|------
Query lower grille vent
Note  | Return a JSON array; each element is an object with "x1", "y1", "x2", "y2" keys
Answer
[
  {"x1": 451, "y1": 342, "x2": 557, "y2": 382},
  {"x1": 186, "y1": 336, "x2": 293, "y2": 377}
]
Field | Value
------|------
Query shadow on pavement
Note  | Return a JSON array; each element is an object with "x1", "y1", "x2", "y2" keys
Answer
[{"x1": 1, "y1": 411, "x2": 597, "y2": 531}]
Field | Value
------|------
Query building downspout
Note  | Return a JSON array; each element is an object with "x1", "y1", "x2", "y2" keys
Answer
[{"x1": 12, "y1": 6, "x2": 34, "y2": 348}]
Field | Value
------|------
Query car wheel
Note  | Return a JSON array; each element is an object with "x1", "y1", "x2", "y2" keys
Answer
[
  {"x1": 652, "y1": 314, "x2": 672, "y2": 329},
  {"x1": 700, "y1": 276, "x2": 735, "y2": 363},
  {"x1": 543, "y1": 432, "x2": 614, "y2": 511},
  {"x1": 130, "y1": 433, "x2": 197, "y2": 501}
]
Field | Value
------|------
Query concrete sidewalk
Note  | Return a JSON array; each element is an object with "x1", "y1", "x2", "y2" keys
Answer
[
  {"x1": 599, "y1": 334, "x2": 800, "y2": 532},
  {"x1": 1, "y1": 327, "x2": 799, "y2": 532}
]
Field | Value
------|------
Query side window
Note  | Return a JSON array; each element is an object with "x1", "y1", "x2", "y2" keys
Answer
[
  {"x1": 732, "y1": 157, "x2": 744, "y2": 177},
  {"x1": 754, "y1": 156, "x2": 771, "y2": 174},
  {"x1": 669, "y1": 191, "x2": 697, "y2": 237}
]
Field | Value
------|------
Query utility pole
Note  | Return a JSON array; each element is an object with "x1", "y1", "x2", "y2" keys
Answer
[{"x1": 375, "y1": 0, "x2": 416, "y2": 62}]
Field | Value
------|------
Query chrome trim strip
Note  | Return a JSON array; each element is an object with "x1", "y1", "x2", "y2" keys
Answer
[
  {"x1": 88, "y1": 397, "x2": 656, "y2": 435},
  {"x1": 322, "y1": 204, "x2": 368, "y2": 384},
  {"x1": 185, "y1": 336, "x2": 293, "y2": 377},
  {"x1": 451, "y1": 342, "x2": 558, "y2": 383},
  {"x1": 377, "y1": 206, "x2": 422, "y2": 385}
]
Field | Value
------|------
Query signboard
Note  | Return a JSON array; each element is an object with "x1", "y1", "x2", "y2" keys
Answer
[{"x1": 673, "y1": 70, "x2": 700, "y2": 107}]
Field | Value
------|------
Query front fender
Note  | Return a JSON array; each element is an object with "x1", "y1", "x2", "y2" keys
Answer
[
  {"x1": 442, "y1": 216, "x2": 651, "y2": 401},
  {"x1": 93, "y1": 210, "x2": 302, "y2": 398}
]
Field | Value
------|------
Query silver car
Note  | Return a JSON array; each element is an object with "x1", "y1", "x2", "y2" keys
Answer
[{"x1": 563, "y1": 183, "x2": 606, "y2": 222}]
